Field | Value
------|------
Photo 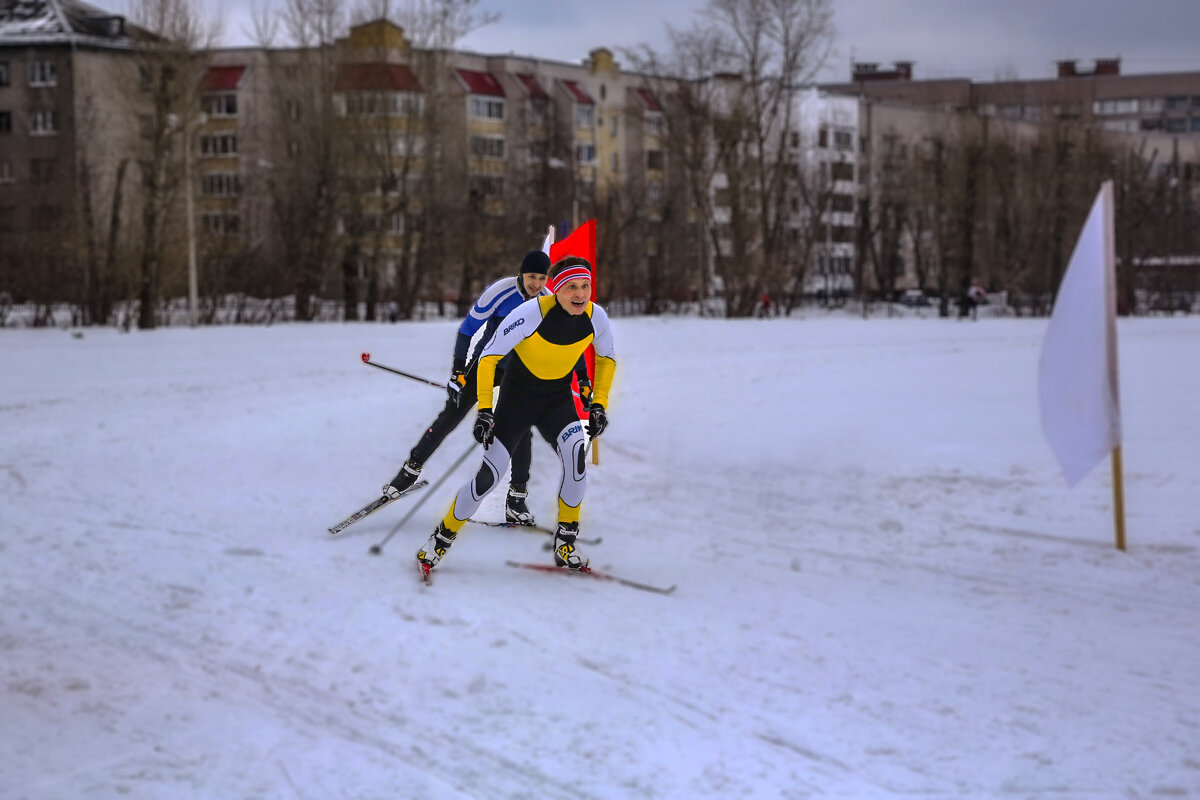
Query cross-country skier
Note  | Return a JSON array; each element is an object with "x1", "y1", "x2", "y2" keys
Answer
[
  {"x1": 417, "y1": 256, "x2": 616, "y2": 576},
  {"x1": 383, "y1": 250, "x2": 590, "y2": 525}
]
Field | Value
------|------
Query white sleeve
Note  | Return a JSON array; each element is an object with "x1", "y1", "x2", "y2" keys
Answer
[
  {"x1": 480, "y1": 297, "x2": 541, "y2": 359},
  {"x1": 590, "y1": 303, "x2": 615, "y2": 360}
]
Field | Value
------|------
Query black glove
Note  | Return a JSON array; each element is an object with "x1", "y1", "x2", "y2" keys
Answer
[
  {"x1": 472, "y1": 409, "x2": 495, "y2": 445},
  {"x1": 447, "y1": 367, "x2": 467, "y2": 407},
  {"x1": 577, "y1": 377, "x2": 593, "y2": 411},
  {"x1": 586, "y1": 403, "x2": 608, "y2": 439}
]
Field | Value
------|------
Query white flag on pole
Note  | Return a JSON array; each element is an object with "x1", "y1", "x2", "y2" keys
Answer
[
  {"x1": 542, "y1": 225, "x2": 555, "y2": 255},
  {"x1": 1038, "y1": 181, "x2": 1122, "y2": 486}
]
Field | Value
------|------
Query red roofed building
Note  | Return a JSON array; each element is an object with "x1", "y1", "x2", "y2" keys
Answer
[
  {"x1": 633, "y1": 87, "x2": 662, "y2": 113},
  {"x1": 454, "y1": 68, "x2": 504, "y2": 97},
  {"x1": 512, "y1": 73, "x2": 548, "y2": 100},
  {"x1": 202, "y1": 65, "x2": 246, "y2": 92},
  {"x1": 560, "y1": 79, "x2": 594, "y2": 105},
  {"x1": 335, "y1": 63, "x2": 422, "y2": 92}
]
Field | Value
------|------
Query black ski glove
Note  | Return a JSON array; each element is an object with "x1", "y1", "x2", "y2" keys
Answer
[
  {"x1": 447, "y1": 367, "x2": 467, "y2": 407},
  {"x1": 586, "y1": 404, "x2": 608, "y2": 439},
  {"x1": 473, "y1": 409, "x2": 495, "y2": 445}
]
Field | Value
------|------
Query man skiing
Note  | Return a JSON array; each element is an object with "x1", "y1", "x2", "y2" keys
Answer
[
  {"x1": 383, "y1": 249, "x2": 589, "y2": 526},
  {"x1": 417, "y1": 256, "x2": 616, "y2": 577}
]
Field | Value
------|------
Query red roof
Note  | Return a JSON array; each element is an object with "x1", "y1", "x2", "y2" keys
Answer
[
  {"x1": 455, "y1": 68, "x2": 505, "y2": 97},
  {"x1": 202, "y1": 66, "x2": 245, "y2": 92},
  {"x1": 513, "y1": 73, "x2": 548, "y2": 100},
  {"x1": 335, "y1": 63, "x2": 423, "y2": 92},
  {"x1": 634, "y1": 87, "x2": 662, "y2": 112},
  {"x1": 561, "y1": 79, "x2": 594, "y2": 105}
]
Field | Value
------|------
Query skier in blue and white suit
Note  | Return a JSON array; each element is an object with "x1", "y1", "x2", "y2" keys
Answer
[{"x1": 383, "y1": 250, "x2": 588, "y2": 526}]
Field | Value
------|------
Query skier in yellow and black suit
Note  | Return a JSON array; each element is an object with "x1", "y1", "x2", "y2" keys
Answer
[{"x1": 417, "y1": 256, "x2": 616, "y2": 576}]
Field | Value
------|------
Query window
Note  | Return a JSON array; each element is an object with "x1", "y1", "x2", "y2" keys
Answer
[
  {"x1": 0, "y1": 205, "x2": 14, "y2": 231},
  {"x1": 831, "y1": 194, "x2": 854, "y2": 212},
  {"x1": 1093, "y1": 98, "x2": 1137, "y2": 115},
  {"x1": 469, "y1": 96, "x2": 504, "y2": 120},
  {"x1": 1141, "y1": 97, "x2": 1165, "y2": 114},
  {"x1": 1166, "y1": 96, "x2": 1188, "y2": 111},
  {"x1": 201, "y1": 212, "x2": 240, "y2": 235},
  {"x1": 1165, "y1": 118, "x2": 1186, "y2": 133},
  {"x1": 28, "y1": 61, "x2": 57, "y2": 87},
  {"x1": 469, "y1": 135, "x2": 505, "y2": 159},
  {"x1": 609, "y1": 115, "x2": 618, "y2": 137},
  {"x1": 204, "y1": 93, "x2": 238, "y2": 117},
  {"x1": 575, "y1": 104, "x2": 594, "y2": 128},
  {"x1": 285, "y1": 98, "x2": 301, "y2": 122},
  {"x1": 0, "y1": 62, "x2": 9, "y2": 87},
  {"x1": 576, "y1": 142, "x2": 595, "y2": 164},
  {"x1": 31, "y1": 159, "x2": 55, "y2": 183},
  {"x1": 833, "y1": 129, "x2": 853, "y2": 150},
  {"x1": 645, "y1": 112, "x2": 664, "y2": 137},
  {"x1": 818, "y1": 127, "x2": 828, "y2": 148},
  {"x1": 610, "y1": 152, "x2": 618, "y2": 170},
  {"x1": 1192, "y1": 118, "x2": 1200, "y2": 132},
  {"x1": 830, "y1": 161, "x2": 854, "y2": 182},
  {"x1": 529, "y1": 98, "x2": 547, "y2": 125},
  {"x1": 30, "y1": 109, "x2": 57, "y2": 135},
  {"x1": 0, "y1": 111, "x2": 10, "y2": 133},
  {"x1": 646, "y1": 182, "x2": 663, "y2": 205},
  {"x1": 468, "y1": 174, "x2": 504, "y2": 196},
  {"x1": 200, "y1": 134, "x2": 238, "y2": 156},
  {"x1": 287, "y1": 139, "x2": 300, "y2": 158},
  {"x1": 32, "y1": 205, "x2": 61, "y2": 230},
  {"x1": 201, "y1": 172, "x2": 241, "y2": 196},
  {"x1": 646, "y1": 150, "x2": 663, "y2": 170}
]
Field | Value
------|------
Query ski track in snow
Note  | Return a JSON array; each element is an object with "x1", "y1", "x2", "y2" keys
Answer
[{"x1": 2, "y1": 317, "x2": 1199, "y2": 798}]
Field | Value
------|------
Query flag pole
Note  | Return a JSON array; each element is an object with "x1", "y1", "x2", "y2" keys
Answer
[
  {"x1": 1102, "y1": 182, "x2": 1126, "y2": 552},
  {"x1": 1112, "y1": 447, "x2": 1127, "y2": 551}
]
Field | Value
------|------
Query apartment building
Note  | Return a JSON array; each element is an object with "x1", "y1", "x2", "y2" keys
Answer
[
  {"x1": 825, "y1": 57, "x2": 1200, "y2": 135},
  {"x1": 0, "y1": 0, "x2": 147, "y2": 314}
]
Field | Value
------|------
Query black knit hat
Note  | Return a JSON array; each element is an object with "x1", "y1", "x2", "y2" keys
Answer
[{"x1": 519, "y1": 250, "x2": 551, "y2": 275}]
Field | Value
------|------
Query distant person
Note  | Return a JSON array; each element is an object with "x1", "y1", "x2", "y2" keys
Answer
[
  {"x1": 759, "y1": 291, "x2": 774, "y2": 318},
  {"x1": 416, "y1": 256, "x2": 616, "y2": 578},
  {"x1": 967, "y1": 280, "x2": 987, "y2": 320},
  {"x1": 381, "y1": 249, "x2": 589, "y2": 527}
]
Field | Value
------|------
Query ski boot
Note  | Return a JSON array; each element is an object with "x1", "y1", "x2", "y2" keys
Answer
[
  {"x1": 417, "y1": 522, "x2": 457, "y2": 570},
  {"x1": 552, "y1": 521, "x2": 589, "y2": 570},
  {"x1": 505, "y1": 483, "x2": 535, "y2": 525},
  {"x1": 383, "y1": 458, "x2": 422, "y2": 499}
]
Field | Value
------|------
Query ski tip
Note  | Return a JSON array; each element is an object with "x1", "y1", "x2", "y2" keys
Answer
[{"x1": 361, "y1": 352, "x2": 370, "y2": 362}]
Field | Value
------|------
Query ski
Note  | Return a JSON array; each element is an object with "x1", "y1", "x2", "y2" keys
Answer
[
  {"x1": 327, "y1": 480, "x2": 429, "y2": 535},
  {"x1": 469, "y1": 519, "x2": 603, "y2": 546},
  {"x1": 417, "y1": 559, "x2": 433, "y2": 586},
  {"x1": 504, "y1": 560, "x2": 676, "y2": 595}
]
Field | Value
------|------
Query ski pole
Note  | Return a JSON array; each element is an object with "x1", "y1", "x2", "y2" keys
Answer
[
  {"x1": 360, "y1": 352, "x2": 444, "y2": 390},
  {"x1": 368, "y1": 440, "x2": 478, "y2": 555}
]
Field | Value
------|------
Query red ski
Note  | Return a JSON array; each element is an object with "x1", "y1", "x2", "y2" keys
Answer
[{"x1": 504, "y1": 560, "x2": 676, "y2": 595}]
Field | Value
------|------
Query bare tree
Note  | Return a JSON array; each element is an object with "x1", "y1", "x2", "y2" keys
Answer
[{"x1": 126, "y1": 0, "x2": 219, "y2": 329}]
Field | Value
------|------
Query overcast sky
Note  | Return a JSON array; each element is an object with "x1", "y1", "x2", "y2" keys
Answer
[{"x1": 210, "y1": 0, "x2": 1200, "y2": 83}]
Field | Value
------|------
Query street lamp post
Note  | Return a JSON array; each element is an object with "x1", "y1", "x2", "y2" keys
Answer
[
  {"x1": 170, "y1": 111, "x2": 207, "y2": 327},
  {"x1": 185, "y1": 122, "x2": 198, "y2": 326}
]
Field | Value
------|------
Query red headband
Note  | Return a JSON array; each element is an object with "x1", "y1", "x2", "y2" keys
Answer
[{"x1": 546, "y1": 265, "x2": 592, "y2": 293}]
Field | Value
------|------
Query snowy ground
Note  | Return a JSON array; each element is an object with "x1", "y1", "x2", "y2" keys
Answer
[{"x1": 2, "y1": 315, "x2": 1198, "y2": 799}]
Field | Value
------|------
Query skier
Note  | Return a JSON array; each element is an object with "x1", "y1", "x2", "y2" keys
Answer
[
  {"x1": 417, "y1": 256, "x2": 616, "y2": 575},
  {"x1": 382, "y1": 249, "x2": 589, "y2": 526}
]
